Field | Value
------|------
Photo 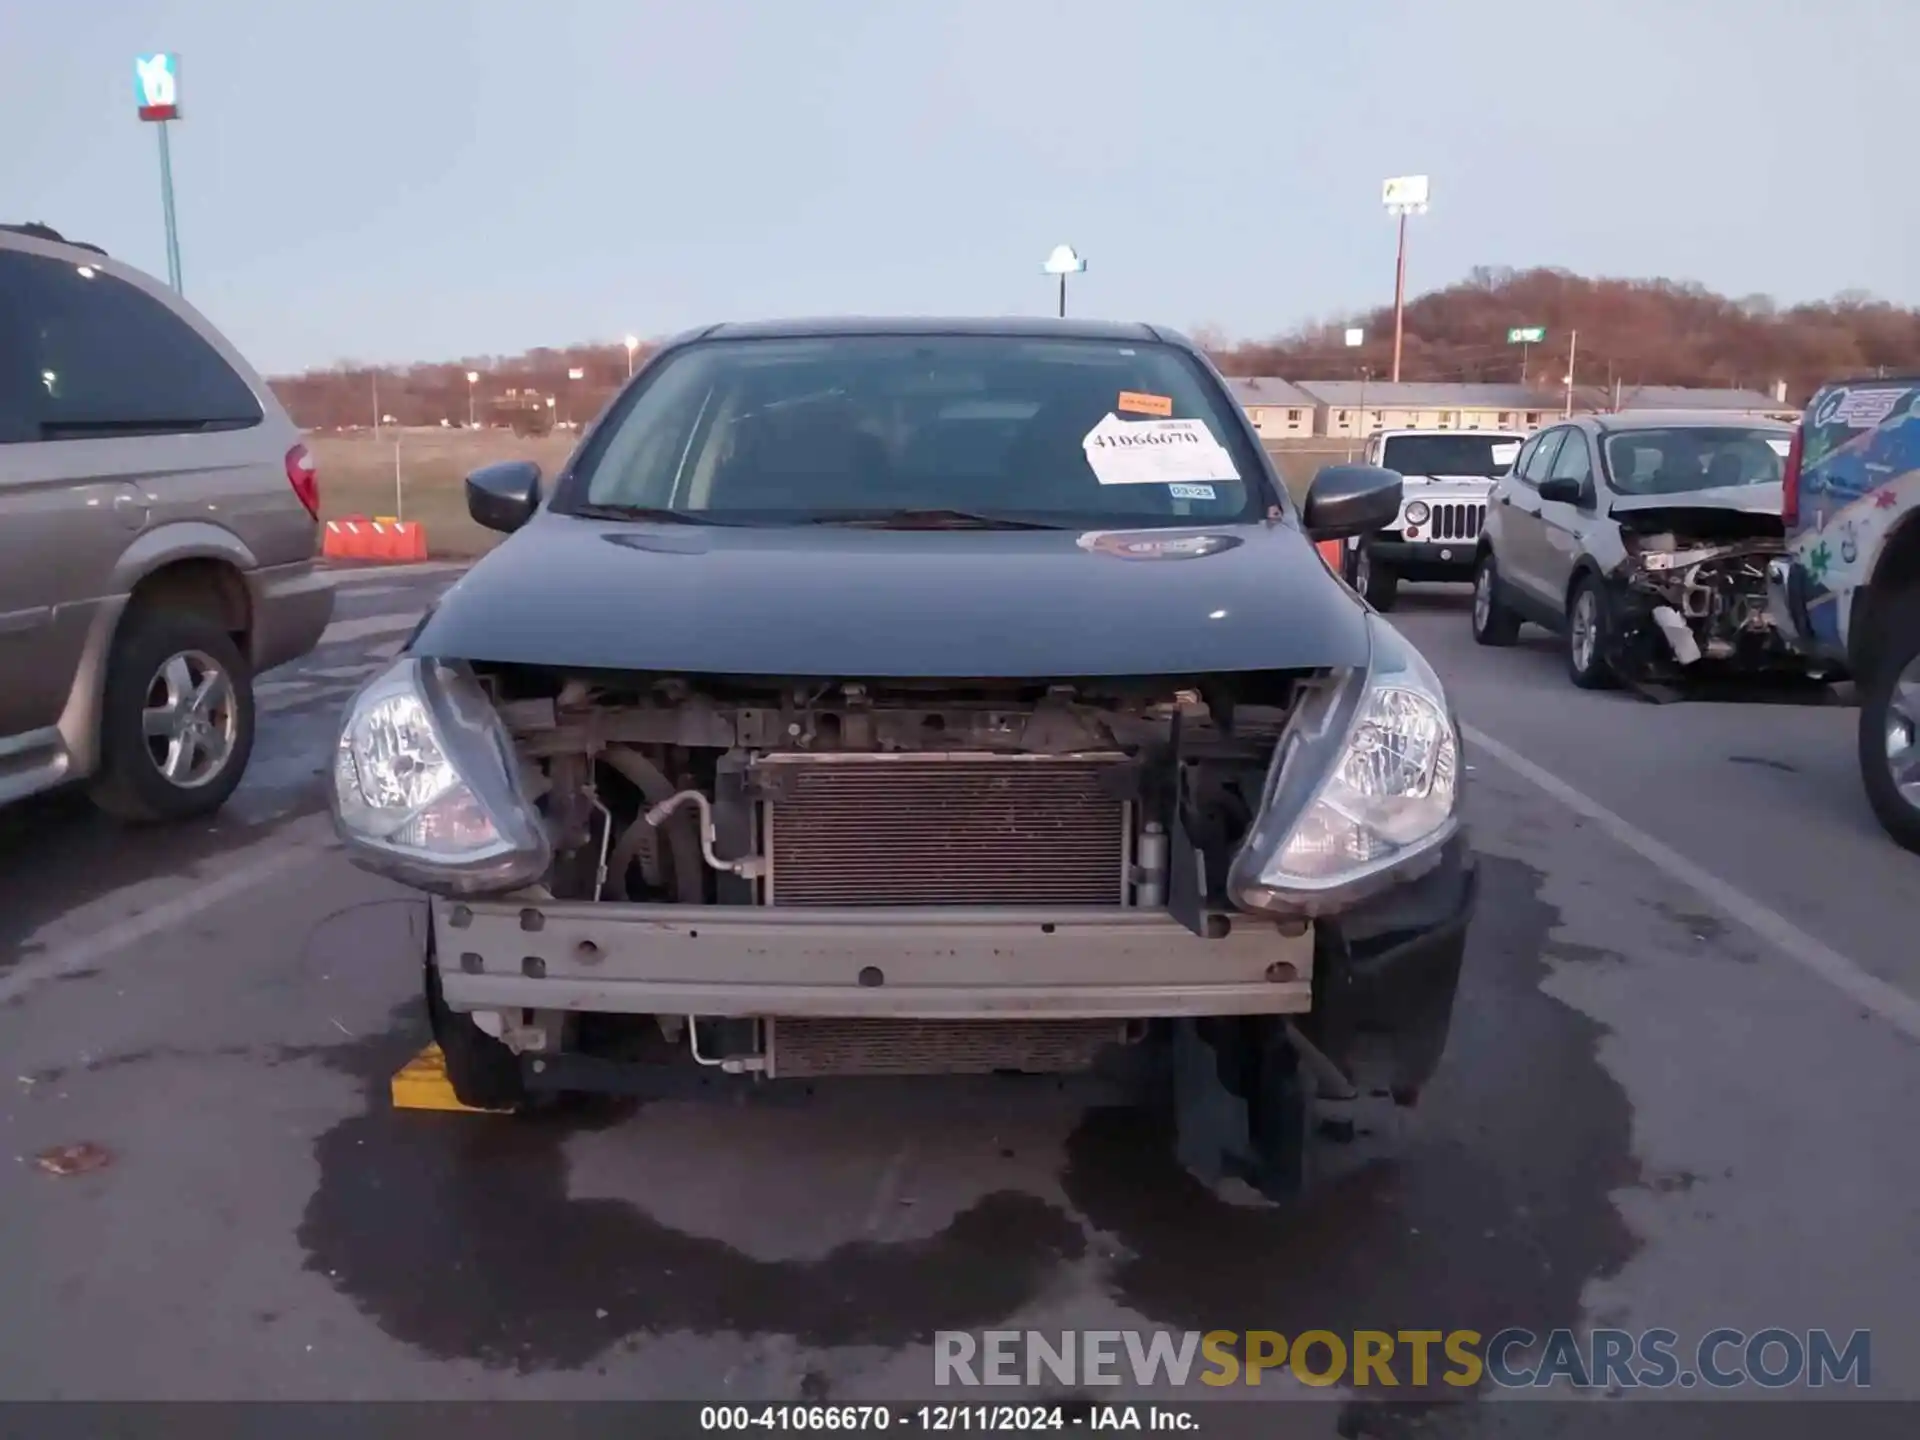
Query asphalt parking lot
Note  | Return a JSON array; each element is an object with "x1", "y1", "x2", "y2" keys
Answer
[{"x1": 2, "y1": 570, "x2": 1916, "y2": 1424}]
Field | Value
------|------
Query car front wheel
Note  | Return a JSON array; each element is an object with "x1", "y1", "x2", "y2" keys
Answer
[
  {"x1": 1565, "y1": 575, "x2": 1616, "y2": 690},
  {"x1": 89, "y1": 605, "x2": 256, "y2": 822},
  {"x1": 1471, "y1": 551, "x2": 1523, "y2": 646},
  {"x1": 1858, "y1": 590, "x2": 1920, "y2": 853},
  {"x1": 426, "y1": 953, "x2": 530, "y2": 1111},
  {"x1": 1352, "y1": 542, "x2": 1401, "y2": 612}
]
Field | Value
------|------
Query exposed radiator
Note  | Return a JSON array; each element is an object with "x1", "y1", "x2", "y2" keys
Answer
[
  {"x1": 760, "y1": 754, "x2": 1130, "y2": 907},
  {"x1": 769, "y1": 1018, "x2": 1127, "y2": 1077}
]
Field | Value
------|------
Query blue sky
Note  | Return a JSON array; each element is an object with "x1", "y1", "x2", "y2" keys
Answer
[{"x1": 6, "y1": 0, "x2": 1914, "y2": 375}]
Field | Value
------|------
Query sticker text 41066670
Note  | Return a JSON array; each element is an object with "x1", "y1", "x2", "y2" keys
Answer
[{"x1": 1082, "y1": 413, "x2": 1242, "y2": 487}]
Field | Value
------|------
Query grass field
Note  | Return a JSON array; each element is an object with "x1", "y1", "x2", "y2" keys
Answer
[
  {"x1": 310, "y1": 430, "x2": 1354, "y2": 559},
  {"x1": 313, "y1": 429, "x2": 574, "y2": 558}
]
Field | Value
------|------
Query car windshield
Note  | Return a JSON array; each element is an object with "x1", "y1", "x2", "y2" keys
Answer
[
  {"x1": 1604, "y1": 427, "x2": 1788, "y2": 496},
  {"x1": 563, "y1": 334, "x2": 1268, "y2": 526},
  {"x1": 1379, "y1": 434, "x2": 1523, "y2": 478}
]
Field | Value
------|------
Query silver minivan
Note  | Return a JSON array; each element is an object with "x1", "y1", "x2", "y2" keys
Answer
[{"x1": 0, "y1": 223, "x2": 333, "y2": 820}]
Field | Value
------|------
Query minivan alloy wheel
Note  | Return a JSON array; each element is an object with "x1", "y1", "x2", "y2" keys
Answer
[{"x1": 142, "y1": 650, "x2": 239, "y2": 788}]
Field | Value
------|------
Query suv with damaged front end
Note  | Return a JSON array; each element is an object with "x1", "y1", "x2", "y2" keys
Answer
[
  {"x1": 327, "y1": 318, "x2": 1477, "y2": 1201},
  {"x1": 1471, "y1": 410, "x2": 1810, "y2": 690}
]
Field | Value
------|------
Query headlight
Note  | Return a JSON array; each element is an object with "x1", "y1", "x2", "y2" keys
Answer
[
  {"x1": 330, "y1": 657, "x2": 551, "y2": 895},
  {"x1": 1228, "y1": 615, "x2": 1460, "y2": 916},
  {"x1": 1404, "y1": 500, "x2": 1431, "y2": 525}
]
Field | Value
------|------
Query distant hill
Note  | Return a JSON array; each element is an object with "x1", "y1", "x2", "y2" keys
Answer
[
  {"x1": 1207, "y1": 266, "x2": 1920, "y2": 403},
  {"x1": 267, "y1": 267, "x2": 1920, "y2": 429}
]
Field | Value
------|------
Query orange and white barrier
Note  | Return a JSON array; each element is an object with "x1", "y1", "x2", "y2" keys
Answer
[
  {"x1": 1316, "y1": 539, "x2": 1346, "y2": 574},
  {"x1": 322, "y1": 515, "x2": 429, "y2": 563}
]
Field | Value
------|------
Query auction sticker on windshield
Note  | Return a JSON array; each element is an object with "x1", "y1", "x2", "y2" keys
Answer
[
  {"x1": 1117, "y1": 390, "x2": 1175, "y2": 417},
  {"x1": 1082, "y1": 413, "x2": 1242, "y2": 486}
]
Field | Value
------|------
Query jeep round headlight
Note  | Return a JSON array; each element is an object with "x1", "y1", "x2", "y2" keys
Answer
[{"x1": 1405, "y1": 500, "x2": 1431, "y2": 525}]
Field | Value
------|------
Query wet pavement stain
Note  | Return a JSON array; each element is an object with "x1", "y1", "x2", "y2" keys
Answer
[
  {"x1": 298, "y1": 1008, "x2": 1086, "y2": 1372},
  {"x1": 1059, "y1": 855, "x2": 1642, "y2": 1401}
]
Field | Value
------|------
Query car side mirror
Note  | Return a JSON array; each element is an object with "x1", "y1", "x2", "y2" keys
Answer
[
  {"x1": 1538, "y1": 476, "x2": 1583, "y2": 505},
  {"x1": 1303, "y1": 464, "x2": 1404, "y2": 541},
  {"x1": 465, "y1": 460, "x2": 542, "y2": 535}
]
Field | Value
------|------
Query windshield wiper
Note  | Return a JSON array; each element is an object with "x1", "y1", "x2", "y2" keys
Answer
[
  {"x1": 569, "y1": 503, "x2": 726, "y2": 525},
  {"x1": 799, "y1": 507, "x2": 1067, "y2": 531}
]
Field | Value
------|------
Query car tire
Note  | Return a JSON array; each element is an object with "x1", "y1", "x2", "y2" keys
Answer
[
  {"x1": 1171, "y1": 1017, "x2": 1316, "y2": 1203},
  {"x1": 1565, "y1": 574, "x2": 1616, "y2": 690},
  {"x1": 426, "y1": 954, "x2": 530, "y2": 1111},
  {"x1": 1471, "y1": 551, "x2": 1523, "y2": 646},
  {"x1": 88, "y1": 605, "x2": 256, "y2": 823},
  {"x1": 1857, "y1": 589, "x2": 1920, "y2": 854},
  {"x1": 1356, "y1": 545, "x2": 1400, "y2": 612}
]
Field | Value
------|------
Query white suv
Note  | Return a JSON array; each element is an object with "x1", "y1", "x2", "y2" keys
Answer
[{"x1": 1347, "y1": 429, "x2": 1525, "y2": 610}]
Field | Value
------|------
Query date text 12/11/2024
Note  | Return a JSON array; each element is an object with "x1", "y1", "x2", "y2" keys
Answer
[{"x1": 700, "y1": 1405, "x2": 1196, "y2": 1432}]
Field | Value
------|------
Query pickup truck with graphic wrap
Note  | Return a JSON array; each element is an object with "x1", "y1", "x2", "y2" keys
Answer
[{"x1": 1768, "y1": 377, "x2": 1920, "y2": 851}]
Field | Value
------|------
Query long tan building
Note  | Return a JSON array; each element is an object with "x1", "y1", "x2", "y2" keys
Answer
[{"x1": 1221, "y1": 376, "x2": 1799, "y2": 438}]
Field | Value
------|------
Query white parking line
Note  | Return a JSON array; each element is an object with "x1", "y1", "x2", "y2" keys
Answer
[
  {"x1": 323, "y1": 561, "x2": 471, "y2": 586},
  {"x1": 0, "y1": 816, "x2": 333, "y2": 1007},
  {"x1": 316, "y1": 612, "x2": 422, "y2": 647},
  {"x1": 1463, "y1": 723, "x2": 1920, "y2": 1044}
]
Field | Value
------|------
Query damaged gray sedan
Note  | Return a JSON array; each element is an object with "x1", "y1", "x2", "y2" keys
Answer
[
  {"x1": 326, "y1": 318, "x2": 1477, "y2": 1202},
  {"x1": 1469, "y1": 410, "x2": 1808, "y2": 688}
]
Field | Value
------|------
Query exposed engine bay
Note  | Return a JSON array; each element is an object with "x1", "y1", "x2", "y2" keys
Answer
[
  {"x1": 481, "y1": 666, "x2": 1310, "y2": 915},
  {"x1": 1611, "y1": 507, "x2": 1797, "y2": 675},
  {"x1": 456, "y1": 665, "x2": 1320, "y2": 1087}
]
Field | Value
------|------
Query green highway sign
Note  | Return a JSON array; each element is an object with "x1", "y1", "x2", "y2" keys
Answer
[{"x1": 1507, "y1": 326, "x2": 1546, "y2": 344}]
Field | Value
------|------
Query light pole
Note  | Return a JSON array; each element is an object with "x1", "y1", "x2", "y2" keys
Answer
[
  {"x1": 1042, "y1": 245, "x2": 1085, "y2": 318},
  {"x1": 1381, "y1": 175, "x2": 1430, "y2": 384},
  {"x1": 624, "y1": 335, "x2": 639, "y2": 378},
  {"x1": 1344, "y1": 328, "x2": 1366, "y2": 459},
  {"x1": 133, "y1": 53, "x2": 185, "y2": 293},
  {"x1": 466, "y1": 370, "x2": 479, "y2": 428},
  {"x1": 566, "y1": 366, "x2": 584, "y2": 427}
]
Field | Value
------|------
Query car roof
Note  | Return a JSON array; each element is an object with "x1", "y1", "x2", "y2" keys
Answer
[
  {"x1": 1584, "y1": 409, "x2": 1793, "y2": 433},
  {"x1": 0, "y1": 221, "x2": 108, "y2": 257},
  {"x1": 698, "y1": 315, "x2": 1170, "y2": 344},
  {"x1": 1374, "y1": 428, "x2": 1527, "y2": 438}
]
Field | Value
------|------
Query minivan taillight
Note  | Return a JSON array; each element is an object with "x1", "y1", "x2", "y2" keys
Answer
[
  {"x1": 1781, "y1": 424, "x2": 1804, "y2": 529},
  {"x1": 286, "y1": 443, "x2": 320, "y2": 519}
]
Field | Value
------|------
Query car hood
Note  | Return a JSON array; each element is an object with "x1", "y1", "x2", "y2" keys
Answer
[
  {"x1": 412, "y1": 513, "x2": 1372, "y2": 678},
  {"x1": 1609, "y1": 482, "x2": 1784, "y2": 538},
  {"x1": 1609, "y1": 482, "x2": 1781, "y2": 518}
]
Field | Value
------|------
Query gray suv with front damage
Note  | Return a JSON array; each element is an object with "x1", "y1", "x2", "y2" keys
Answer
[
  {"x1": 1471, "y1": 410, "x2": 1806, "y2": 689},
  {"x1": 328, "y1": 318, "x2": 1477, "y2": 1199}
]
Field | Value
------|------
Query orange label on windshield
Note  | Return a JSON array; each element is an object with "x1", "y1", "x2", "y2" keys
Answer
[{"x1": 1117, "y1": 390, "x2": 1173, "y2": 417}]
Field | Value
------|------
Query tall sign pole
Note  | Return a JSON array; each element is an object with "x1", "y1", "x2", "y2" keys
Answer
[
  {"x1": 134, "y1": 53, "x2": 184, "y2": 293},
  {"x1": 1507, "y1": 325, "x2": 1546, "y2": 384},
  {"x1": 1381, "y1": 176, "x2": 1430, "y2": 384}
]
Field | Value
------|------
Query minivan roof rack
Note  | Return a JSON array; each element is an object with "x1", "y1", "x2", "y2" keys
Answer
[{"x1": 0, "y1": 222, "x2": 109, "y2": 257}]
